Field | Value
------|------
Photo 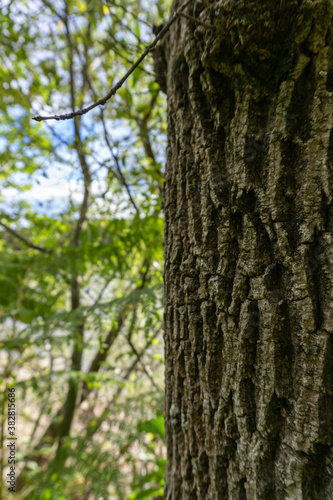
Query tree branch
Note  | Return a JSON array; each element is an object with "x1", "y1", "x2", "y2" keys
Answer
[
  {"x1": 76, "y1": 328, "x2": 162, "y2": 446},
  {"x1": 32, "y1": 0, "x2": 194, "y2": 122},
  {"x1": 0, "y1": 221, "x2": 51, "y2": 254},
  {"x1": 54, "y1": 9, "x2": 92, "y2": 467},
  {"x1": 177, "y1": 11, "x2": 215, "y2": 30},
  {"x1": 100, "y1": 109, "x2": 139, "y2": 213},
  {"x1": 126, "y1": 335, "x2": 162, "y2": 392}
]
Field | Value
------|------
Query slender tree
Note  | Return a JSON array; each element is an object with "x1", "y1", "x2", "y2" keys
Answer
[{"x1": 162, "y1": 0, "x2": 333, "y2": 498}]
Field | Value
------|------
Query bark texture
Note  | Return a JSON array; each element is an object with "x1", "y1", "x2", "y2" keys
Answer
[{"x1": 163, "y1": 1, "x2": 333, "y2": 498}]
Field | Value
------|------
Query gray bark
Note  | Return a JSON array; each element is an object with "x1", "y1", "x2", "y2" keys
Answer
[{"x1": 162, "y1": 1, "x2": 333, "y2": 498}]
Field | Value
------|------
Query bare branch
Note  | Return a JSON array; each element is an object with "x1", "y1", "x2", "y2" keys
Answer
[
  {"x1": 177, "y1": 11, "x2": 215, "y2": 30},
  {"x1": 0, "y1": 221, "x2": 51, "y2": 254},
  {"x1": 32, "y1": 0, "x2": 194, "y2": 122},
  {"x1": 100, "y1": 109, "x2": 139, "y2": 213},
  {"x1": 126, "y1": 335, "x2": 162, "y2": 392}
]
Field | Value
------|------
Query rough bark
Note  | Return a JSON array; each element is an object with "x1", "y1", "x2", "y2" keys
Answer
[{"x1": 163, "y1": 1, "x2": 333, "y2": 498}]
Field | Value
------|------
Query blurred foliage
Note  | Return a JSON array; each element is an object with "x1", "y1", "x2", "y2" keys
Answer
[{"x1": 0, "y1": 0, "x2": 171, "y2": 498}]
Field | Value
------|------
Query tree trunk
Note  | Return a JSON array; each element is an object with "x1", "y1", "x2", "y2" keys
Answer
[{"x1": 163, "y1": 1, "x2": 333, "y2": 498}]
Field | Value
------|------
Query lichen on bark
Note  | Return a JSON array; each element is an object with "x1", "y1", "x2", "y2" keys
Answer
[{"x1": 162, "y1": 0, "x2": 333, "y2": 498}]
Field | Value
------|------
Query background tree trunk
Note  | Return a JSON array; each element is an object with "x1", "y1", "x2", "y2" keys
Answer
[{"x1": 163, "y1": 0, "x2": 333, "y2": 498}]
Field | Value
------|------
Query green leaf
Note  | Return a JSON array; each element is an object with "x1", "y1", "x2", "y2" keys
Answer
[
  {"x1": 138, "y1": 416, "x2": 165, "y2": 440},
  {"x1": 135, "y1": 23, "x2": 141, "y2": 40}
]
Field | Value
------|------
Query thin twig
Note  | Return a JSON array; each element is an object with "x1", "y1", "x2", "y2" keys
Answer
[
  {"x1": 0, "y1": 221, "x2": 51, "y2": 253},
  {"x1": 100, "y1": 40, "x2": 155, "y2": 77},
  {"x1": 32, "y1": 0, "x2": 194, "y2": 122},
  {"x1": 100, "y1": 109, "x2": 139, "y2": 213},
  {"x1": 127, "y1": 336, "x2": 162, "y2": 392},
  {"x1": 76, "y1": 328, "x2": 161, "y2": 446},
  {"x1": 92, "y1": 275, "x2": 114, "y2": 307},
  {"x1": 113, "y1": 1, "x2": 153, "y2": 29},
  {"x1": 177, "y1": 11, "x2": 215, "y2": 30}
]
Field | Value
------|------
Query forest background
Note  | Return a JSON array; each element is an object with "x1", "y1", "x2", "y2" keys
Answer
[{"x1": 0, "y1": 0, "x2": 168, "y2": 498}]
